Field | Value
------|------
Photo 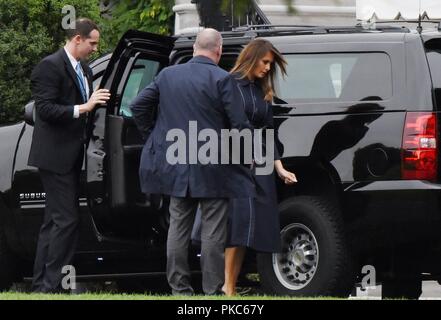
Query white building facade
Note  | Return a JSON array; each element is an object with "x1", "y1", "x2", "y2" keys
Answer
[{"x1": 173, "y1": 0, "x2": 357, "y2": 34}]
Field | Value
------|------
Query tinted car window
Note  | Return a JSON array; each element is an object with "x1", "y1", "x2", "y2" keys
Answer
[
  {"x1": 93, "y1": 76, "x2": 102, "y2": 89},
  {"x1": 426, "y1": 51, "x2": 441, "y2": 86},
  {"x1": 425, "y1": 44, "x2": 441, "y2": 109},
  {"x1": 276, "y1": 53, "x2": 393, "y2": 103},
  {"x1": 119, "y1": 59, "x2": 160, "y2": 117}
]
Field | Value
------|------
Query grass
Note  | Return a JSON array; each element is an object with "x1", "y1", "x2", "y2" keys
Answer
[
  {"x1": 0, "y1": 279, "x2": 353, "y2": 300},
  {"x1": 0, "y1": 292, "x2": 345, "y2": 300}
]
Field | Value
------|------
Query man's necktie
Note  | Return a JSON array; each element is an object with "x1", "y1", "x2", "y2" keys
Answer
[{"x1": 75, "y1": 63, "x2": 88, "y2": 103}]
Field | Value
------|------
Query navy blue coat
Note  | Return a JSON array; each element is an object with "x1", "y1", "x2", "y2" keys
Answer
[{"x1": 130, "y1": 56, "x2": 256, "y2": 198}]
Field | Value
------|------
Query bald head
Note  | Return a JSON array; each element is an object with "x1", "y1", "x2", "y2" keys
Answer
[
  {"x1": 193, "y1": 28, "x2": 223, "y2": 64},
  {"x1": 194, "y1": 28, "x2": 222, "y2": 51}
]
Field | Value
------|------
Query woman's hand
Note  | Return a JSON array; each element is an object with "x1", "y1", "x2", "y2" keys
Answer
[
  {"x1": 277, "y1": 168, "x2": 297, "y2": 184},
  {"x1": 274, "y1": 160, "x2": 297, "y2": 185}
]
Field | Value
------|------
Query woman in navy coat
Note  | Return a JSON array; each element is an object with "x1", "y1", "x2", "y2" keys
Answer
[
  {"x1": 222, "y1": 39, "x2": 297, "y2": 296},
  {"x1": 192, "y1": 38, "x2": 297, "y2": 295}
]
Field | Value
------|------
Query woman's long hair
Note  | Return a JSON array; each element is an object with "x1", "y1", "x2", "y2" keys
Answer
[{"x1": 230, "y1": 38, "x2": 287, "y2": 101}]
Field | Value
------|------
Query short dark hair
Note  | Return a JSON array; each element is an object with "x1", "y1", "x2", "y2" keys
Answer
[{"x1": 66, "y1": 18, "x2": 99, "y2": 40}]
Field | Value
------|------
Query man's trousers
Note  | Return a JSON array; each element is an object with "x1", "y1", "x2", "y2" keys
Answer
[
  {"x1": 167, "y1": 197, "x2": 228, "y2": 295},
  {"x1": 32, "y1": 166, "x2": 81, "y2": 293}
]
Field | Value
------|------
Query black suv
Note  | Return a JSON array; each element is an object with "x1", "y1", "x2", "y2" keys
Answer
[{"x1": 2, "y1": 24, "x2": 441, "y2": 298}]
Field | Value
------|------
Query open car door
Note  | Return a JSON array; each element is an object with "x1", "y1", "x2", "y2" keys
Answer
[{"x1": 86, "y1": 30, "x2": 175, "y2": 238}]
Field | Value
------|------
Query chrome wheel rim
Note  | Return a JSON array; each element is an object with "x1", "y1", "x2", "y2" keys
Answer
[{"x1": 272, "y1": 223, "x2": 319, "y2": 290}]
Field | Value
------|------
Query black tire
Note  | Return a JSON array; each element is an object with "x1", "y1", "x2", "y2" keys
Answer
[
  {"x1": 0, "y1": 228, "x2": 19, "y2": 291},
  {"x1": 257, "y1": 196, "x2": 355, "y2": 297}
]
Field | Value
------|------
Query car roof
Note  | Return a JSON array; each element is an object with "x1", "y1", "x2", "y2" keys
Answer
[
  {"x1": 174, "y1": 25, "x2": 430, "y2": 49},
  {"x1": 265, "y1": 32, "x2": 409, "y2": 46},
  {"x1": 92, "y1": 25, "x2": 441, "y2": 64}
]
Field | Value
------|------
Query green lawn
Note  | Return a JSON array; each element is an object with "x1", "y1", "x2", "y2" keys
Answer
[{"x1": 0, "y1": 292, "x2": 342, "y2": 300}]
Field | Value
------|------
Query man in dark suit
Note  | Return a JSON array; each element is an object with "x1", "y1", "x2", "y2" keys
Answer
[
  {"x1": 28, "y1": 18, "x2": 110, "y2": 293},
  {"x1": 130, "y1": 28, "x2": 255, "y2": 295}
]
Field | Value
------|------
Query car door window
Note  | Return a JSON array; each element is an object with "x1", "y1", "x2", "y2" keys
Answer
[
  {"x1": 425, "y1": 40, "x2": 441, "y2": 109},
  {"x1": 276, "y1": 52, "x2": 392, "y2": 103},
  {"x1": 93, "y1": 75, "x2": 102, "y2": 90},
  {"x1": 119, "y1": 59, "x2": 160, "y2": 117}
]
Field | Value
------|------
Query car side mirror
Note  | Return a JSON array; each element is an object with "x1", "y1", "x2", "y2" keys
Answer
[{"x1": 24, "y1": 101, "x2": 35, "y2": 126}]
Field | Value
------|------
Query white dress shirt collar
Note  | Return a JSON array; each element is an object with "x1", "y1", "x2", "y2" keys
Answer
[{"x1": 64, "y1": 47, "x2": 80, "y2": 71}]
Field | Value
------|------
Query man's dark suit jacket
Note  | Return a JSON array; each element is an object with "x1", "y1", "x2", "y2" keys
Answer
[
  {"x1": 130, "y1": 55, "x2": 256, "y2": 198},
  {"x1": 28, "y1": 48, "x2": 93, "y2": 174}
]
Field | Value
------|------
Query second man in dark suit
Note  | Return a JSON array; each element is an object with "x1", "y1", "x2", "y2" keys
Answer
[
  {"x1": 130, "y1": 28, "x2": 255, "y2": 295},
  {"x1": 28, "y1": 18, "x2": 110, "y2": 293}
]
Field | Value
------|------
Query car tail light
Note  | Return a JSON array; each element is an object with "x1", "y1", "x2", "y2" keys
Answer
[{"x1": 401, "y1": 112, "x2": 437, "y2": 181}]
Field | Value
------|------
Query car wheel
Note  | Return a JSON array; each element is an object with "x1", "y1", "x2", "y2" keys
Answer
[{"x1": 257, "y1": 196, "x2": 355, "y2": 297}]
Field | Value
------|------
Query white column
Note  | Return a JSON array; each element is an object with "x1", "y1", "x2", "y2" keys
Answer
[{"x1": 173, "y1": 0, "x2": 203, "y2": 35}]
